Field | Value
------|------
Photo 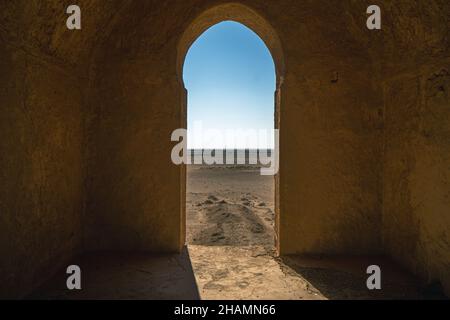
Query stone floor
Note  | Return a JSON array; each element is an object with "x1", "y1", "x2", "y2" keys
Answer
[{"x1": 30, "y1": 245, "x2": 440, "y2": 300}]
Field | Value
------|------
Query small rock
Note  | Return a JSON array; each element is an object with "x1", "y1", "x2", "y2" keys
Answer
[
  {"x1": 208, "y1": 195, "x2": 219, "y2": 201},
  {"x1": 251, "y1": 223, "x2": 264, "y2": 233}
]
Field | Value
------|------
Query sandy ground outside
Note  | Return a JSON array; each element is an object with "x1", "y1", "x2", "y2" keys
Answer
[
  {"x1": 186, "y1": 164, "x2": 275, "y2": 249},
  {"x1": 30, "y1": 165, "x2": 439, "y2": 300}
]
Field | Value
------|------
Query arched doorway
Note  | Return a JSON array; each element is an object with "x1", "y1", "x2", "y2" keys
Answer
[{"x1": 177, "y1": 3, "x2": 284, "y2": 254}]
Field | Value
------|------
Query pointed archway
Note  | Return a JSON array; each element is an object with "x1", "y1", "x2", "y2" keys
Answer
[{"x1": 176, "y1": 3, "x2": 285, "y2": 254}]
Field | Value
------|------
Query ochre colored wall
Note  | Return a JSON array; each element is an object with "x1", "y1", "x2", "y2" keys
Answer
[
  {"x1": 83, "y1": 53, "x2": 184, "y2": 252},
  {"x1": 383, "y1": 69, "x2": 450, "y2": 297},
  {"x1": 380, "y1": 1, "x2": 450, "y2": 296},
  {"x1": 276, "y1": 1, "x2": 384, "y2": 254},
  {"x1": 0, "y1": 9, "x2": 85, "y2": 299}
]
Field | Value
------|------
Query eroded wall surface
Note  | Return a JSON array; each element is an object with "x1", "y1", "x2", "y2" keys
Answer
[
  {"x1": 0, "y1": 2, "x2": 85, "y2": 298},
  {"x1": 384, "y1": 70, "x2": 450, "y2": 296},
  {"x1": 83, "y1": 50, "x2": 184, "y2": 252},
  {"x1": 381, "y1": 1, "x2": 450, "y2": 296},
  {"x1": 276, "y1": 1, "x2": 384, "y2": 255}
]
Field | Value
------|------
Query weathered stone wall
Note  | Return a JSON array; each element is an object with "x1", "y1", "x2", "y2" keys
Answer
[
  {"x1": 0, "y1": 1, "x2": 86, "y2": 298},
  {"x1": 275, "y1": 1, "x2": 384, "y2": 254},
  {"x1": 83, "y1": 48, "x2": 184, "y2": 252},
  {"x1": 383, "y1": 69, "x2": 450, "y2": 296},
  {"x1": 380, "y1": 1, "x2": 450, "y2": 295}
]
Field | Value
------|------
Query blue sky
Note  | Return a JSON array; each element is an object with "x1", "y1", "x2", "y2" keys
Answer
[{"x1": 183, "y1": 21, "x2": 275, "y2": 149}]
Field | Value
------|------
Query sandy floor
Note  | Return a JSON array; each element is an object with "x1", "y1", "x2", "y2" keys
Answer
[
  {"x1": 186, "y1": 164, "x2": 275, "y2": 250},
  {"x1": 30, "y1": 165, "x2": 441, "y2": 300}
]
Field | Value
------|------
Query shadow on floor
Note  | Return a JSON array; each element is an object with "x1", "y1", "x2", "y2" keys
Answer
[
  {"x1": 29, "y1": 247, "x2": 200, "y2": 300},
  {"x1": 30, "y1": 248, "x2": 447, "y2": 300},
  {"x1": 279, "y1": 255, "x2": 447, "y2": 300}
]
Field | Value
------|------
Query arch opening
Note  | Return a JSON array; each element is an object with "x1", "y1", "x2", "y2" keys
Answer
[
  {"x1": 177, "y1": 3, "x2": 285, "y2": 89},
  {"x1": 178, "y1": 4, "x2": 284, "y2": 254}
]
